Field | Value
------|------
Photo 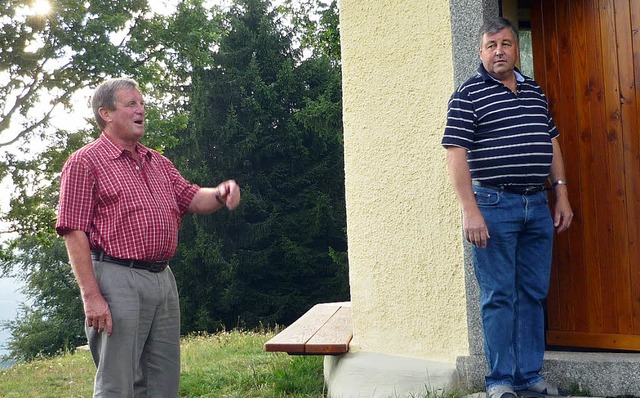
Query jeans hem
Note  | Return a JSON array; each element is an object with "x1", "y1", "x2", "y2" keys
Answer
[
  {"x1": 513, "y1": 376, "x2": 544, "y2": 391},
  {"x1": 487, "y1": 381, "x2": 514, "y2": 391}
]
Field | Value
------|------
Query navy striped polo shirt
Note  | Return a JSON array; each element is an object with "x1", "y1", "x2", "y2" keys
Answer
[{"x1": 442, "y1": 65, "x2": 558, "y2": 188}]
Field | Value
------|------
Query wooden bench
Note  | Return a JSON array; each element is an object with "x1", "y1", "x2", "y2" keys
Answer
[{"x1": 264, "y1": 302, "x2": 352, "y2": 355}]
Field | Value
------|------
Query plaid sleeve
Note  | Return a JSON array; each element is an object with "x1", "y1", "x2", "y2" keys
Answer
[
  {"x1": 442, "y1": 87, "x2": 476, "y2": 150},
  {"x1": 56, "y1": 157, "x2": 96, "y2": 236}
]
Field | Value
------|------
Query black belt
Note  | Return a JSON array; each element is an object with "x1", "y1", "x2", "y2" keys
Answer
[
  {"x1": 91, "y1": 251, "x2": 168, "y2": 273},
  {"x1": 472, "y1": 181, "x2": 546, "y2": 195}
]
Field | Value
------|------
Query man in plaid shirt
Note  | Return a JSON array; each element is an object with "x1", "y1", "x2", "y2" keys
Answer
[{"x1": 56, "y1": 78, "x2": 241, "y2": 397}]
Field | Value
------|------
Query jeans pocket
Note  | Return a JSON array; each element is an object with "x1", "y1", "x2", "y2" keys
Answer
[{"x1": 474, "y1": 189, "x2": 500, "y2": 206}]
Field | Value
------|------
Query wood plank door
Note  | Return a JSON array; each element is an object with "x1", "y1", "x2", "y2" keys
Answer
[{"x1": 530, "y1": 0, "x2": 640, "y2": 351}]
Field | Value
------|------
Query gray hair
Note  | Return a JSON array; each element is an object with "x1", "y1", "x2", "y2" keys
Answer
[
  {"x1": 478, "y1": 17, "x2": 519, "y2": 49},
  {"x1": 91, "y1": 78, "x2": 141, "y2": 129}
]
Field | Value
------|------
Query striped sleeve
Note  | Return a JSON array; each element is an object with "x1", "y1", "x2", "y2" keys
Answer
[{"x1": 442, "y1": 85, "x2": 476, "y2": 149}]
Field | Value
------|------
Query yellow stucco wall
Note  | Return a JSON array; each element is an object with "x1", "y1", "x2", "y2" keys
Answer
[{"x1": 339, "y1": 0, "x2": 469, "y2": 362}]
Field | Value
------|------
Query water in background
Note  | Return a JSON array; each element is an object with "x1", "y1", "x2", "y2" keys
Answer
[{"x1": 0, "y1": 276, "x2": 25, "y2": 369}]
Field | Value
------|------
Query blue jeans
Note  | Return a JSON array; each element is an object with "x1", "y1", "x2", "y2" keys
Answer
[{"x1": 472, "y1": 186, "x2": 554, "y2": 391}]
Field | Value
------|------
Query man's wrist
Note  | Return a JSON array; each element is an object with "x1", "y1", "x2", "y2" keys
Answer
[
  {"x1": 81, "y1": 286, "x2": 103, "y2": 301},
  {"x1": 552, "y1": 180, "x2": 569, "y2": 198},
  {"x1": 215, "y1": 190, "x2": 225, "y2": 205}
]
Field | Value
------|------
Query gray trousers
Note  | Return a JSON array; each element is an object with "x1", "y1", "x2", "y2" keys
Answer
[{"x1": 87, "y1": 260, "x2": 181, "y2": 398}]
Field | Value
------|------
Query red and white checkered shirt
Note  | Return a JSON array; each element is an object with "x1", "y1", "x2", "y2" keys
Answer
[{"x1": 56, "y1": 133, "x2": 200, "y2": 261}]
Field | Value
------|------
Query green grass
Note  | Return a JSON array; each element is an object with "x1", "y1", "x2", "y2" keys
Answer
[
  {"x1": 0, "y1": 329, "x2": 479, "y2": 398},
  {"x1": 0, "y1": 330, "x2": 326, "y2": 398}
]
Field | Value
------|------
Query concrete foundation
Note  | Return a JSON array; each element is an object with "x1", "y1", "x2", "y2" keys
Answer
[
  {"x1": 458, "y1": 351, "x2": 640, "y2": 397},
  {"x1": 324, "y1": 352, "x2": 458, "y2": 398},
  {"x1": 325, "y1": 350, "x2": 640, "y2": 397},
  {"x1": 542, "y1": 351, "x2": 640, "y2": 397}
]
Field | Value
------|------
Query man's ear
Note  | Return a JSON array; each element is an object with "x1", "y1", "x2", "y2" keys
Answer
[{"x1": 98, "y1": 107, "x2": 111, "y2": 124}]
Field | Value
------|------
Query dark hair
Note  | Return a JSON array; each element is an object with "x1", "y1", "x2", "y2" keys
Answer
[
  {"x1": 478, "y1": 17, "x2": 519, "y2": 49},
  {"x1": 91, "y1": 78, "x2": 140, "y2": 129}
]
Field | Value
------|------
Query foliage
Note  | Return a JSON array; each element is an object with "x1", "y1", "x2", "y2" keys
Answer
[
  {"x1": 0, "y1": 330, "x2": 327, "y2": 397},
  {"x1": 0, "y1": 0, "x2": 222, "y2": 238},
  {"x1": 0, "y1": 0, "x2": 222, "y2": 360},
  {"x1": 0, "y1": 0, "x2": 220, "y2": 154},
  {"x1": 169, "y1": 0, "x2": 348, "y2": 334},
  {"x1": 281, "y1": 0, "x2": 341, "y2": 63},
  {"x1": 0, "y1": 129, "x2": 91, "y2": 361},
  {"x1": 0, "y1": 0, "x2": 347, "y2": 361},
  {"x1": 0, "y1": 237, "x2": 84, "y2": 362}
]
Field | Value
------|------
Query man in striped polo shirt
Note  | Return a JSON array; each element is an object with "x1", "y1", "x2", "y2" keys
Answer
[{"x1": 442, "y1": 17, "x2": 573, "y2": 398}]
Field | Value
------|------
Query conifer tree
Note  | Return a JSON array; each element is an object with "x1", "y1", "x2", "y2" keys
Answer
[{"x1": 170, "y1": 0, "x2": 348, "y2": 331}]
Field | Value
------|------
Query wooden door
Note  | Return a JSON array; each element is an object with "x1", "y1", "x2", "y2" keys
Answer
[{"x1": 530, "y1": 0, "x2": 640, "y2": 351}]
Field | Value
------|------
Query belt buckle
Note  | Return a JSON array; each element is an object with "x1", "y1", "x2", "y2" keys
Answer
[
  {"x1": 526, "y1": 186, "x2": 541, "y2": 193},
  {"x1": 523, "y1": 185, "x2": 542, "y2": 195}
]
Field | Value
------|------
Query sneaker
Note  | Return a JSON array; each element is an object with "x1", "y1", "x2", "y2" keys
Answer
[
  {"x1": 526, "y1": 380, "x2": 568, "y2": 397},
  {"x1": 488, "y1": 385, "x2": 517, "y2": 398}
]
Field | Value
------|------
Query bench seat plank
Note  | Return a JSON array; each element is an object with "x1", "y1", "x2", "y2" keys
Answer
[
  {"x1": 264, "y1": 302, "x2": 352, "y2": 355},
  {"x1": 264, "y1": 304, "x2": 341, "y2": 353},
  {"x1": 305, "y1": 306, "x2": 352, "y2": 354}
]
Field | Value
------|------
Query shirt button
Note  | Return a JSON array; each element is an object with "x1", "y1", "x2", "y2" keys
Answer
[{"x1": 135, "y1": 166, "x2": 140, "y2": 170}]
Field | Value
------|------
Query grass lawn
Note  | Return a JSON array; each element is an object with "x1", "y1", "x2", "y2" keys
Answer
[{"x1": 0, "y1": 330, "x2": 325, "y2": 397}]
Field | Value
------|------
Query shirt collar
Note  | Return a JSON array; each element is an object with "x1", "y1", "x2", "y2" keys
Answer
[
  {"x1": 477, "y1": 64, "x2": 525, "y2": 83},
  {"x1": 99, "y1": 133, "x2": 152, "y2": 160}
]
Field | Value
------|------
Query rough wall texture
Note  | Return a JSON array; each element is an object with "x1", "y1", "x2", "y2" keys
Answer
[
  {"x1": 449, "y1": 0, "x2": 500, "y2": 358},
  {"x1": 339, "y1": 0, "x2": 468, "y2": 363}
]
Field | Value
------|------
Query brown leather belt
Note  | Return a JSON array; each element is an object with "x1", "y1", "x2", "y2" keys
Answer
[{"x1": 91, "y1": 251, "x2": 168, "y2": 273}]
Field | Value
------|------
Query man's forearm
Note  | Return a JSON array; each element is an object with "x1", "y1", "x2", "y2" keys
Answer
[
  {"x1": 549, "y1": 139, "x2": 569, "y2": 199},
  {"x1": 189, "y1": 180, "x2": 241, "y2": 214},
  {"x1": 188, "y1": 187, "x2": 226, "y2": 214},
  {"x1": 446, "y1": 146, "x2": 479, "y2": 212},
  {"x1": 63, "y1": 230, "x2": 101, "y2": 299}
]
